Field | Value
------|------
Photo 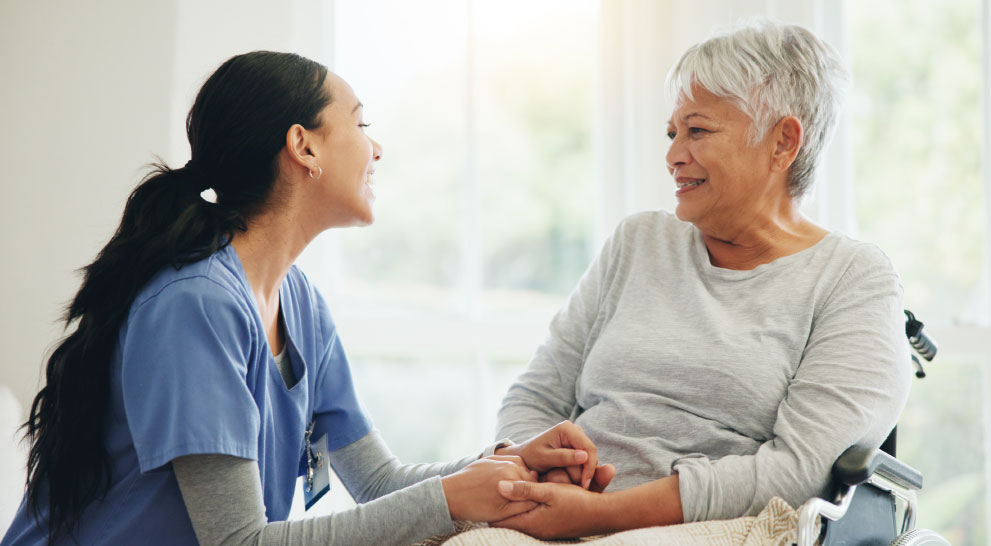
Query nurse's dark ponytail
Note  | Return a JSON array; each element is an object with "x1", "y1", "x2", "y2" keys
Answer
[{"x1": 23, "y1": 51, "x2": 331, "y2": 543}]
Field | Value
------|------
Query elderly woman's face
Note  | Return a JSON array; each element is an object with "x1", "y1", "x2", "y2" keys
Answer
[{"x1": 665, "y1": 86, "x2": 782, "y2": 232}]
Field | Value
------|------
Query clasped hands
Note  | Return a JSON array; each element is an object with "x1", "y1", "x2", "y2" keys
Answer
[{"x1": 441, "y1": 421, "x2": 618, "y2": 539}]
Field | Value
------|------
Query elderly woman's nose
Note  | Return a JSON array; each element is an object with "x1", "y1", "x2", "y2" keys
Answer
[{"x1": 665, "y1": 136, "x2": 690, "y2": 169}]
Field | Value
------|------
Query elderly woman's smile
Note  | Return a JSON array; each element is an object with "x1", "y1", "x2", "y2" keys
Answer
[{"x1": 675, "y1": 177, "x2": 705, "y2": 191}]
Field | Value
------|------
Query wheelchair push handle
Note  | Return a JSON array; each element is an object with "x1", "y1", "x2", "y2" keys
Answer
[{"x1": 904, "y1": 310, "x2": 936, "y2": 379}]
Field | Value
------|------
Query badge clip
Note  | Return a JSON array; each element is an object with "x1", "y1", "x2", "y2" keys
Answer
[{"x1": 303, "y1": 421, "x2": 331, "y2": 510}]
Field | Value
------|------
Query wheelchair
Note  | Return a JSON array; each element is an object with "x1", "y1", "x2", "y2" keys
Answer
[{"x1": 796, "y1": 310, "x2": 951, "y2": 546}]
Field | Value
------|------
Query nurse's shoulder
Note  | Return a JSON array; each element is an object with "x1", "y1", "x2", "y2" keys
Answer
[{"x1": 130, "y1": 246, "x2": 249, "y2": 311}]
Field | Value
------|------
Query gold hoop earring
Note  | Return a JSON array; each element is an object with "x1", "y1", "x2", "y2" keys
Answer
[{"x1": 309, "y1": 166, "x2": 323, "y2": 180}]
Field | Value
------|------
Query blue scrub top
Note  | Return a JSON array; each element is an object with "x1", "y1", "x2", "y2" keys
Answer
[{"x1": 2, "y1": 245, "x2": 372, "y2": 545}]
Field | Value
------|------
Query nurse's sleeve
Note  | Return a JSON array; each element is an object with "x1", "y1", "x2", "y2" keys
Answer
[
  {"x1": 328, "y1": 430, "x2": 479, "y2": 503},
  {"x1": 122, "y1": 277, "x2": 260, "y2": 471},
  {"x1": 174, "y1": 454, "x2": 455, "y2": 546},
  {"x1": 306, "y1": 289, "x2": 373, "y2": 452}
]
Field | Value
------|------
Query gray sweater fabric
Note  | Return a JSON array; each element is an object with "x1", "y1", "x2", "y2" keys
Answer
[
  {"x1": 173, "y1": 430, "x2": 491, "y2": 546},
  {"x1": 496, "y1": 210, "x2": 911, "y2": 523}
]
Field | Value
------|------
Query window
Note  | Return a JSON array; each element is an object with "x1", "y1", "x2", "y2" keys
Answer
[
  {"x1": 848, "y1": 0, "x2": 991, "y2": 542},
  {"x1": 292, "y1": 0, "x2": 599, "y2": 515}
]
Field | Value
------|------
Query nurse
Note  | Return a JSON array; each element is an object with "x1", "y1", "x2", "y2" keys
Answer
[{"x1": 2, "y1": 51, "x2": 606, "y2": 546}]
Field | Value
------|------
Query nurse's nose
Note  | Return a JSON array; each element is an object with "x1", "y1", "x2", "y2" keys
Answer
[{"x1": 371, "y1": 138, "x2": 383, "y2": 162}]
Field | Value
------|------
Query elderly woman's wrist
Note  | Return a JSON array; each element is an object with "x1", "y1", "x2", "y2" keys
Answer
[
  {"x1": 585, "y1": 490, "x2": 622, "y2": 533},
  {"x1": 600, "y1": 475, "x2": 683, "y2": 531}
]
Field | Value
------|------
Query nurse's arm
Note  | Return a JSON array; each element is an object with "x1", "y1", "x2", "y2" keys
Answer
[
  {"x1": 328, "y1": 430, "x2": 475, "y2": 502},
  {"x1": 172, "y1": 453, "x2": 535, "y2": 546}
]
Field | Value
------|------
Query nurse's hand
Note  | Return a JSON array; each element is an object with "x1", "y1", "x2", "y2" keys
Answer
[
  {"x1": 495, "y1": 421, "x2": 601, "y2": 490},
  {"x1": 441, "y1": 455, "x2": 539, "y2": 522}
]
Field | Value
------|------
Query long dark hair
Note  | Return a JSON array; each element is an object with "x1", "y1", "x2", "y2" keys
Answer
[{"x1": 22, "y1": 51, "x2": 331, "y2": 543}]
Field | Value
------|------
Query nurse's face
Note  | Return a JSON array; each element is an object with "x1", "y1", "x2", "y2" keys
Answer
[{"x1": 307, "y1": 73, "x2": 383, "y2": 227}]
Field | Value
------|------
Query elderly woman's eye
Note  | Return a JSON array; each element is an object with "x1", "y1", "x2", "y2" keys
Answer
[
  {"x1": 666, "y1": 131, "x2": 677, "y2": 140},
  {"x1": 689, "y1": 127, "x2": 708, "y2": 135}
]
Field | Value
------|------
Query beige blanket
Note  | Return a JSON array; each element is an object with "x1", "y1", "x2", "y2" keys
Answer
[{"x1": 414, "y1": 497, "x2": 808, "y2": 546}]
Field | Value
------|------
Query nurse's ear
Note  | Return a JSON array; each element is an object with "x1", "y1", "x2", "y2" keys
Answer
[{"x1": 285, "y1": 124, "x2": 320, "y2": 180}]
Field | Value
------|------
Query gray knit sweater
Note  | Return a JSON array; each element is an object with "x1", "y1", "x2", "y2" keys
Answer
[
  {"x1": 496, "y1": 210, "x2": 911, "y2": 522},
  {"x1": 173, "y1": 430, "x2": 493, "y2": 546}
]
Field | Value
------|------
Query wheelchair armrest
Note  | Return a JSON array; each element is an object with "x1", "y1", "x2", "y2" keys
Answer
[{"x1": 832, "y1": 445, "x2": 923, "y2": 491}]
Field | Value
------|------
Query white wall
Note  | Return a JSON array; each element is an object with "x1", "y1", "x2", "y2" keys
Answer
[
  {"x1": 0, "y1": 0, "x2": 178, "y2": 417},
  {"x1": 0, "y1": 0, "x2": 324, "y2": 529}
]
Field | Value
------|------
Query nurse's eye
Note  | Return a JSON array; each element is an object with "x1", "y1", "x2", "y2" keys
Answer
[{"x1": 358, "y1": 123, "x2": 371, "y2": 129}]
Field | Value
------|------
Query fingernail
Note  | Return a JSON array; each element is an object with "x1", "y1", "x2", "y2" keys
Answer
[
  {"x1": 584, "y1": 478, "x2": 591, "y2": 489},
  {"x1": 575, "y1": 450, "x2": 588, "y2": 463},
  {"x1": 498, "y1": 481, "x2": 514, "y2": 495}
]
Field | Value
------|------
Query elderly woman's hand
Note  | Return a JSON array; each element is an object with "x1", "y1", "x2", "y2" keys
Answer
[
  {"x1": 490, "y1": 475, "x2": 614, "y2": 539},
  {"x1": 494, "y1": 468, "x2": 679, "y2": 539},
  {"x1": 495, "y1": 421, "x2": 603, "y2": 489}
]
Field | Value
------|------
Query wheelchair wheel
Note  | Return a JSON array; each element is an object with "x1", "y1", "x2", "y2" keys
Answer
[{"x1": 890, "y1": 528, "x2": 951, "y2": 546}]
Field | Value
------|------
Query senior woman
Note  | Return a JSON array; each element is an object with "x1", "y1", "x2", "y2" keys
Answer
[{"x1": 491, "y1": 21, "x2": 911, "y2": 538}]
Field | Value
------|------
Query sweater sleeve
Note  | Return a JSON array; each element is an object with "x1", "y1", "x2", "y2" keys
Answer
[
  {"x1": 174, "y1": 430, "x2": 515, "y2": 546},
  {"x1": 173, "y1": 452, "x2": 455, "y2": 546},
  {"x1": 496, "y1": 226, "x2": 619, "y2": 443},
  {"x1": 673, "y1": 249, "x2": 912, "y2": 521},
  {"x1": 328, "y1": 430, "x2": 477, "y2": 503}
]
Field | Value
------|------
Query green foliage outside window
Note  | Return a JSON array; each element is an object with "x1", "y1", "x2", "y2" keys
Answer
[{"x1": 851, "y1": 1, "x2": 989, "y2": 543}]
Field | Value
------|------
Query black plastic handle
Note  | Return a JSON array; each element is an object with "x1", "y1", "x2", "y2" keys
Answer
[{"x1": 832, "y1": 445, "x2": 923, "y2": 490}]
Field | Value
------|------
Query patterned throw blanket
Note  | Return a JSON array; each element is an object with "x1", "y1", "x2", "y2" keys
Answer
[{"x1": 414, "y1": 497, "x2": 809, "y2": 546}]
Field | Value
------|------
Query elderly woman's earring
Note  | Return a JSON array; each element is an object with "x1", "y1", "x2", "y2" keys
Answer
[{"x1": 309, "y1": 166, "x2": 323, "y2": 180}]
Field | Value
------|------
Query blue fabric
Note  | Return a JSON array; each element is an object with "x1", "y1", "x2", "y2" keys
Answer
[{"x1": 2, "y1": 245, "x2": 372, "y2": 545}]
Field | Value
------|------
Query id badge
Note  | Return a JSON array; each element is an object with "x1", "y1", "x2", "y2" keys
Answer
[{"x1": 304, "y1": 433, "x2": 331, "y2": 510}]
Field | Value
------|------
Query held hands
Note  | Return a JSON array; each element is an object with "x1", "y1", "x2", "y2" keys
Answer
[
  {"x1": 441, "y1": 455, "x2": 538, "y2": 522},
  {"x1": 495, "y1": 470, "x2": 683, "y2": 539},
  {"x1": 447, "y1": 420, "x2": 619, "y2": 535},
  {"x1": 491, "y1": 466, "x2": 617, "y2": 539},
  {"x1": 495, "y1": 421, "x2": 608, "y2": 490}
]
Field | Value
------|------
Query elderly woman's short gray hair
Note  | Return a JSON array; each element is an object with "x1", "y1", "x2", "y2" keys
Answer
[{"x1": 667, "y1": 20, "x2": 849, "y2": 198}]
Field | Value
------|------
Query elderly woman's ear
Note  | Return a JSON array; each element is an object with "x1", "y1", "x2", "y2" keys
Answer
[{"x1": 770, "y1": 116, "x2": 804, "y2": 174}]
